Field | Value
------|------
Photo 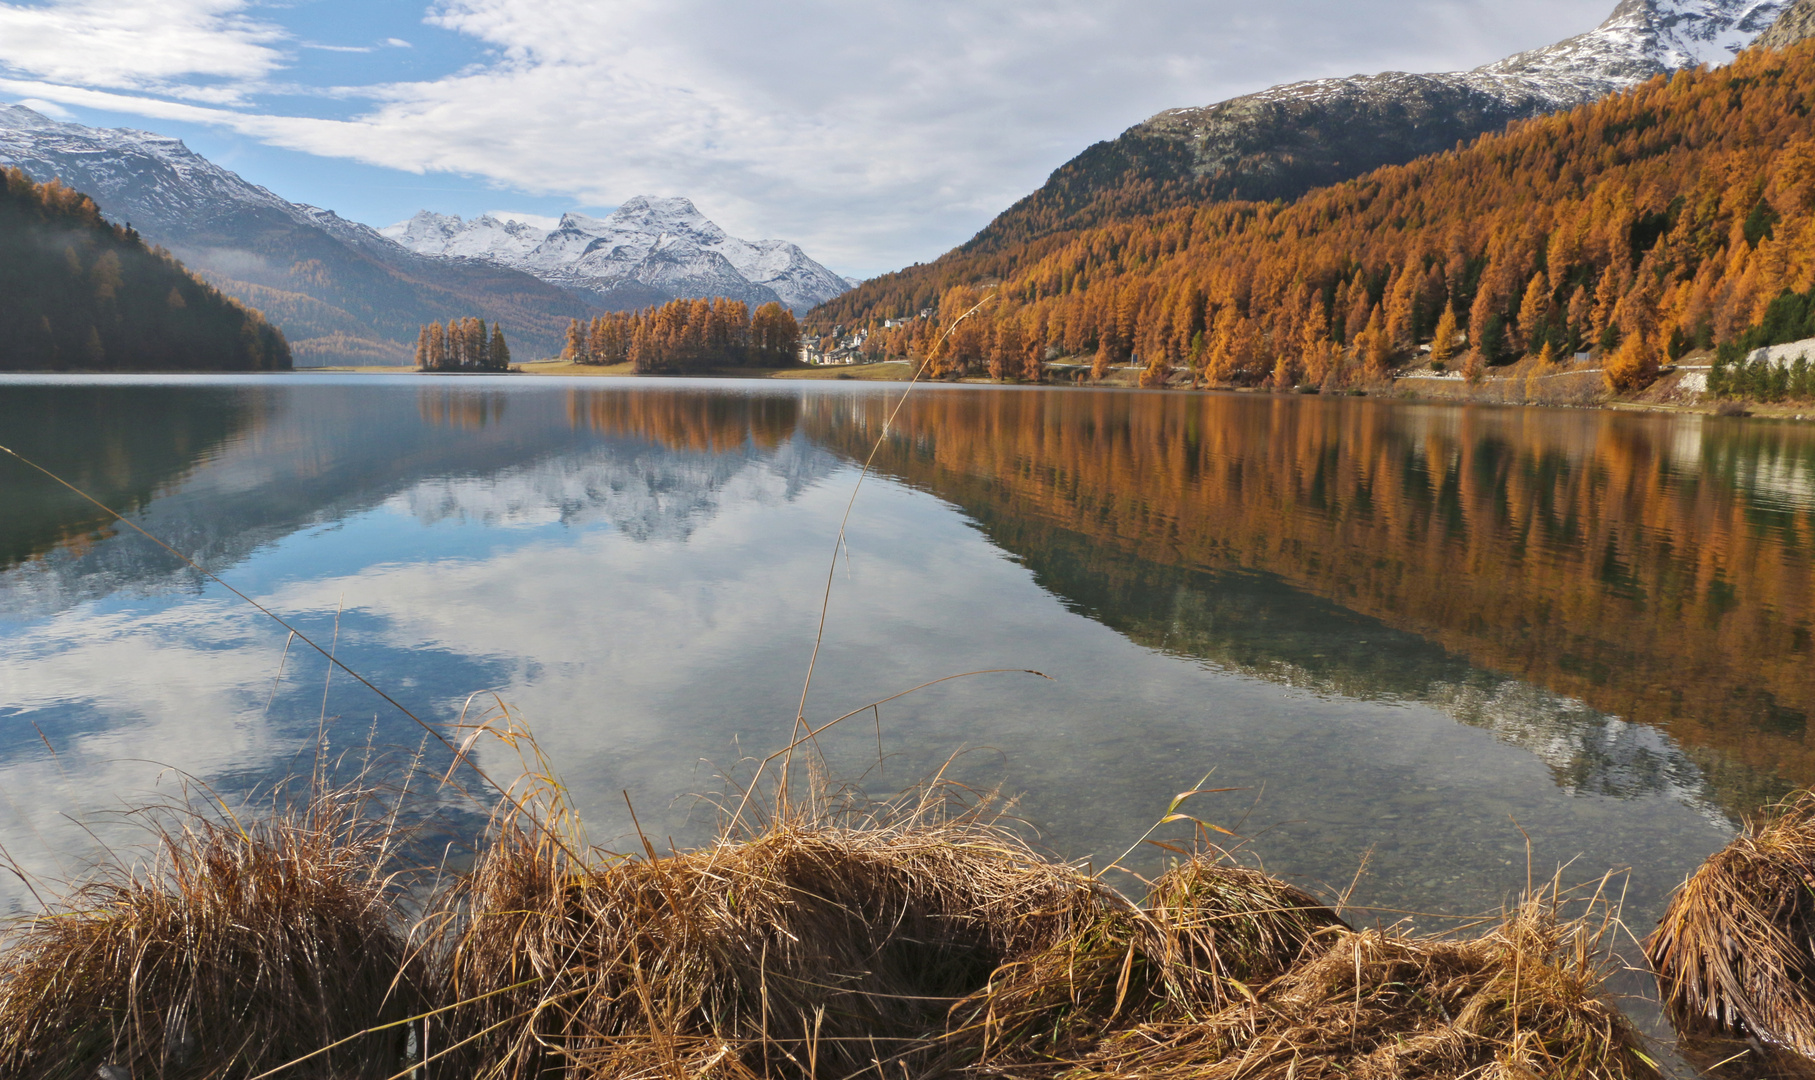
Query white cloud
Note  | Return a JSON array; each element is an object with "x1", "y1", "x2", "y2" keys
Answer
[
  {"x1": 15, "y1": 96, "x2": 72, "y2": 119},
  {"x1": 385, "y1": 37, "x2": 413, "y2": 48},
  {"x1": 0, "y1": 0, "x2": 285, "y2": 102},
  {"x1": 0, "y1": 0, "x2": 1627, "y2": 272}
]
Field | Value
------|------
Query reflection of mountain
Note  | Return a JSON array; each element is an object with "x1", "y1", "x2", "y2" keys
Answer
[
  {"x1": 801, "y1": 390, "x2": 1815, "y2": 821},
  {"x1": 0, "y1": 382, "x2": 837, "y2": 616},
  {"x1": 0, "y1": 382, "x2": 264, "y2": 572},
  {"x1": 985, "y1": 510, "x2": 1757, "y2": 819},
  {"x1": 397, "y1": 394, "x2": 830, "y2": 542}
]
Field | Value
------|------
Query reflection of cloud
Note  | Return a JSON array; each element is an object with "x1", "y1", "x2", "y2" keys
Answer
[
  {"x1": 0, "y1": 599, "x2": 287, "y2": 913},
  {"x1": 256, "y1": 473, "x2": 1058, "y2": 837}
]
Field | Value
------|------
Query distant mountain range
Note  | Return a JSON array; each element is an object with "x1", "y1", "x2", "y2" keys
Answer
[
  {"x1": 0, "y1": 104, "x2": 600, "y2": 365},
  {"x1": 384, "y1": 198, "x2": 855, "y2": 314},
  {"x1": 0, "y1": 108, "x2": 851, "y2": 365},
  {"x1": 886, "y1": 0, "x2": 1800, "y2": 273}
]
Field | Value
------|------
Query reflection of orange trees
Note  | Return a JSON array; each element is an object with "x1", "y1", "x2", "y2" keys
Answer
[
  {"x1": 564, "y1": 390, "x2": 799, "y2": 453},
  {"x1": 807, "y1": 391, "x2": 1815, "y2": 798},
  {"x1": 418, "y1": 389, "x2": 507, "y2": 430}
]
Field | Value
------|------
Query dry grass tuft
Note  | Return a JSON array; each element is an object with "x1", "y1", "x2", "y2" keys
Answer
[
  {"x1": 0, "y1": 780, "x2": 1654, "y2": 1080},
  {"x1": 0, "y1": 786, "x2": 427, "y2": 1080},
  {"x1": 962, "y1": 875, "x2": 1647, "y2": 1080},
  {"x1": 1647, "y1": 791, "x2": 1815, "y2": 1055},
  {"x1": 437, "y1": 792, "x2": 1646, "y2": 1080},
  {"x1": 950, "y1": 857, "x2": 1342, "y2": 1071},
  {"x1": 440, "y1": 809, "x2": 1119, "y2": 1079}
]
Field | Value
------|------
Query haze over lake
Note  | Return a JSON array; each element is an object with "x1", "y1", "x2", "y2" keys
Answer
[{"x1": 4, "y1": 374, "x2": 1806, "y2": 952}]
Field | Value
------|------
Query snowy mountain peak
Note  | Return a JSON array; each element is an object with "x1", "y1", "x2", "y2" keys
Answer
[
  {"x1": 1, "y1": 102, "x2": 301, "y2": 230},
  {"x1": 386, "y1": 196, "x2": 848, "y2": 313},
  {"x1": 0, "y1": 103, "x2": 62, "y2": 132},
  {"x1": 1478, "y1": 0, "x2": 1787, "y2": 93}
]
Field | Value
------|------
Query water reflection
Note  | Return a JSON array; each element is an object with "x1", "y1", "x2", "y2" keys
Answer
[
  {"x1": 565, "y1": 387, "x2": 800, "y2": 451},
  {"x1": 1, "y1": 377, "x2": 1804, "y2": 938},
  {"x1": 0, "y1": 382, "x2": 263, "y2": 573},
  {"x1": 419, "y1": 387, "x2": 508, "y2": 429},
  {"x1": 803, "y1": 390, "x2": 1815, "y2": 822}
]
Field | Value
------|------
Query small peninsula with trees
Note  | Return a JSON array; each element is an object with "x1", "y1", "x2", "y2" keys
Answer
[
  {"x1": 559, "y1": 298, "x2": 801, "y2": 373},
  {"x1": 415, "y1": 316, "x2": 512, "y2": 372},
  {"x1": 0, "y1": 167, "x2": 290, "y2": 372}
]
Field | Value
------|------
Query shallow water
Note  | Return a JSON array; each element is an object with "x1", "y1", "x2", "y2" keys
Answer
[{"x1": 2, "y1": 373, "x2": 1811, "y2": 1062}]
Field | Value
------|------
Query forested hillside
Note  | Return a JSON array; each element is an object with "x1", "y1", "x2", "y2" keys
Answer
[
  {"x1": 812, "y1": 41, "x2": 1815, "y2": 393},
  {"x1": 0, "y1": 168, "x2": 289, "y2": 372}
]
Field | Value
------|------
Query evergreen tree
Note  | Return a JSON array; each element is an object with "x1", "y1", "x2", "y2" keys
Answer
[{"x1": 489, "y1": 323, "x2": 511, "y2": 371}]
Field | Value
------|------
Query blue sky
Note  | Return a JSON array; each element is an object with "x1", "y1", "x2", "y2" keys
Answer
[{"x1": 0, "y1": 0, "x2": 1626, "y2": 277}]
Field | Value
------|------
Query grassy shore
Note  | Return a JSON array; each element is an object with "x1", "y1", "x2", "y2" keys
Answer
[{"x1": 0, "y1": 752, "x2": 1661, "y2": 1080}]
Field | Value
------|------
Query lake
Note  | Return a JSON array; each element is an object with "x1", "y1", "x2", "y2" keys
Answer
[{"x1": 2, "y1": 373, "x2": 1810, "y2": 1049}]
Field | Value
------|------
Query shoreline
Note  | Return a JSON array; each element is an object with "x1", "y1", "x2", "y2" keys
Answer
[{"x1": 117, "y1": 358, "x2": 1815, "y2": 420}]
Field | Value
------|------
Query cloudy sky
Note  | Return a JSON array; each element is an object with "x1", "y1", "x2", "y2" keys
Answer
[{"x1": 0, "y1": 0, "x2": 1621, "y2": 276}]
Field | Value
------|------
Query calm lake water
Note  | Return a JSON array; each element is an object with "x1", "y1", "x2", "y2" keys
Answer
[{"x1": 3, "y1": 373, "x2": 1812, "y2": 1053}]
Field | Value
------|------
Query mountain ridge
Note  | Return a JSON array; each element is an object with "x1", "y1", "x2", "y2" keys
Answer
[
  {"x1": 972, "y1": 0, "x2": 1784, "y2": 258},
  {"x1": 383, "y1": 197, "x2": 850, "y2": 314},
  {"x1": 1758, "y1": 0, "x2": 1815, "y2": 44}
]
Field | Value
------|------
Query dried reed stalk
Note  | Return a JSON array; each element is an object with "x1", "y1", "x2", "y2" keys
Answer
[
  {"x1": 1648, "y1": 791, "x2": 1815, "y2": 1055},
  {"x1": 0, "y1": 785, "x2": 427, "y2": 1080}
]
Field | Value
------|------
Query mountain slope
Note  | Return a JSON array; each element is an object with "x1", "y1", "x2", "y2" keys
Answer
[
  {"x1": 0, "y1": 105, "x2": 596, "y2": 364},
  {"x1": 974, "y1": 0, "x2": 1785, "y2": 254},
  {"x1": 384, "y1": 197, "x2": 850, "y2": 313},
  {"x1": 816, "y1": 41, "x2": 1815, "y2": 395},
  {"x1": 0, "y1": 166, "x2": 289, "y2": 372},
  {"x1": 817, "y1": 0, "x2": 1793, "y2": 330},
  {"x1": 1758, "y1": 0, "x2": 1815, "y2": 44}
]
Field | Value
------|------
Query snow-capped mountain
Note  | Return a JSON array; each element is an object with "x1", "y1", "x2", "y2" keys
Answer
[
  {"x1": 383, "y1": 197, "x2": 850, "y2": 313},
  {"x1": 962, "y1": 0, "x2": 1796, "y2": 258},
  {"x1": 1177, "y1": 0, "x2": 1787, "y2": 128},
  {"x1": 0, "y1": 103, "x2": 595, "y2": 364},
  {"x1": 1476, "y1": 0, "x2": 1784, "y2": 96}
]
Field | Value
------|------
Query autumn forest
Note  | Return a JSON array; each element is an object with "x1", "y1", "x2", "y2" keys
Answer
[
  {"x1": 812, "y1": 42, "x2": 1815, "y2": 397},
  {"x1": 559, "y1": 298, "x2": 802, "y2": 373}
]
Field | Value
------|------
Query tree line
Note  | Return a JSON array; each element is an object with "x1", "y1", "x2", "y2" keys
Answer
[
  {"x1": 0, "y1": 167, "x2": 290, "y2": 372},
  {"x1": 560, "y1": 298, "x2": 801, "y2": 373},
  {"x1": 415, "y1": 317, "x2": 511, "y2": 371},
  {"x1": 809, "y1": 42, "x2": 1815, "y2": 396}
]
